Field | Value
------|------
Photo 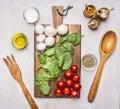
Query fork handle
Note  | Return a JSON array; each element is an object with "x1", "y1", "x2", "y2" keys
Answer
[{"x1": 19, "y1": 80, "x2": 38, "y2": 109}]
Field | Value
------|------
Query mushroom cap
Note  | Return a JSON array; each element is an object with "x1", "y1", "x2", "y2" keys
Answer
[
  {"x1": 45, "y1": 26, "x2": 57, "y2": 37},
  {"x1": 35, "y1": 24, "x2": 44, "y2": 34},
  {"x1": 45, "y1": 36, "x2": 55, "y2": 47},
  {"x1": 36, "y1": 34, "x2": 46, "y2": 43},
  {"x1": 57, "y1": 24, "x2": 68, "y2": 35},
  {"x1": 36, "y1": 43, "x2": 46, "y2": 51}
]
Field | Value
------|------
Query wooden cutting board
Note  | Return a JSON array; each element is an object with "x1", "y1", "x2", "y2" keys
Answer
[{"x1": 34, "y1": 6, "x2": 81, "y2": 98}]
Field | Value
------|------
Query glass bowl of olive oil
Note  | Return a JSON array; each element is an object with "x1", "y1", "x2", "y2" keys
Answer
[
  {"x1": 81, "y1": 54, "x2": 97, "y2": 70},
  {"x1": 11, "y1": 33, "x2": 28, "y2": 49}
]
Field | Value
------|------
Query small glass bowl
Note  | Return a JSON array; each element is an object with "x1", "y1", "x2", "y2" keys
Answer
[
  {"x1": 81, "y1": 54, "x2": 97, "y2": 70},
  {"x1": 11, "y1": 33, "x2": 28, "y2": 49},
  {"x1": 23, "y1": 7, "x2": 39, "y2": 24}
]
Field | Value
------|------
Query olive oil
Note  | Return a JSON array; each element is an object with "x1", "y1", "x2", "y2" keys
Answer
[{"x1": 11, "y1": 33, "x2": 27, "y2": 49}]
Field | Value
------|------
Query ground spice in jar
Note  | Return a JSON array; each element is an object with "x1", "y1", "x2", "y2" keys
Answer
[
  {"x1": 84, "y1": 5, "x2": 96, "y2": 18},
  {"x1": 82, "y1": 54, "x2": 97, "y2": 70}
]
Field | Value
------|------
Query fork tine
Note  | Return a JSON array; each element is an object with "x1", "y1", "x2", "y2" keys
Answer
[
  {"x1": 3, "y1": 58, "x2": 11, "y2": 68},
  {"x1": 11, "y1": 54, "x2": 16, "y2": 63},
  {"x1": 7, "y1": 56, "x2": 14, "y2": 65}
]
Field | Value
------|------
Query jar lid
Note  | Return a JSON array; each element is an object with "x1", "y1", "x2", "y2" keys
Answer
[
  {"x1": 11, "y1": 33, "x2": 28, "y2": 49},
  {"x1": 23, "y1": 7, "x2": 39, "y2": 24},
  {"x1": 81, "y1": 54, "x2": 97, "y2": 70}
]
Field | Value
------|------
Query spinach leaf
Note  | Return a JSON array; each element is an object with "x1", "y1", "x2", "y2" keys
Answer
[
  {"x1": 42, "y1": 55, "x2": 56, "y2": 69},
  {"x1": 58, "y1": 52, "x2": 72, "y2": 70},
  {"x1": 73, "y1": 33, "x2": 81, "y2": 46},
  {"x1": 67, "y1": 33, "x2": 77, "y2": 44},
  {"x1": 60, "y1": 35, "x2": 68, "y2": 43},
  {"x1": 35, "y1": 72, "x2": 51, "y2": 86},
  {"x1": 44, "y1": 47, "x2": 55, "y2": 56},
  {"x1": 48, "y1": 60, "x2": 61, "y2": 80},
  {"x1": 55, "y1": 45, "x2": 66, "y2": 59},
  {"x1": 38, "y1": 54, "x2": 46, "y2": 64},
  {"x1": 62, "y1": 43, "x2": 74, "y2": 55},
  {"x1": 39, "y1": 83, "x2": 51, "y2": 95},
  {"x1": 60, "y1": 32, "x2": 81, "y2": 46}
]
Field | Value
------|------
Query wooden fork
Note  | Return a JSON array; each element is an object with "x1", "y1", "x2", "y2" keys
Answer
[{"x1": 3, "y1": 54, "x2": 38, "y2": 109}]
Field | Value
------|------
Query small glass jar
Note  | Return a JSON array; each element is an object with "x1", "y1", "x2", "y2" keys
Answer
[
  {"x1": 11, "y1": 33, "x2": 28, "y2": 49},
  {"x1": 23, "y1": 7, "x2": 39, "y2": 24},
  {"x1": 81, "y1": 54, "x2": 97, "y2": 70}
]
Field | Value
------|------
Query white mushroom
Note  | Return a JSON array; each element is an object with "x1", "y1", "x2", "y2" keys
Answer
[
  {"x1": 34, "y1": 24, "x2": 44, "y2": 34},
  {"x1": 36, "y1": 43, "x2": 46, "y2": 51},
  {"x1": 36, "y1": 34, "x2": 46, "y2": 43},
  {"x1": 57, "y1": 24, "x2": 68, "y2": 35},
  {"x1": 45, "y1": 36, "x2": 55, "y2": 47},
  {"x1": 44, "y1": 25, "x2": 57, "y2": 37}
]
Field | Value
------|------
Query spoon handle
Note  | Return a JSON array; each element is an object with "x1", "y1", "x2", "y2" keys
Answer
[
  {"x1": 88, "y1": 56, "x2": 107, "y2": 102},
  {"x1": 19, "y1": 80, "x2": 38, "y2": 109}
]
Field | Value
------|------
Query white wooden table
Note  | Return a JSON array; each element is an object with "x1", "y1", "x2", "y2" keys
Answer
[{"x1": 0, "y1": 0, "x2": 120, "y2": 109}]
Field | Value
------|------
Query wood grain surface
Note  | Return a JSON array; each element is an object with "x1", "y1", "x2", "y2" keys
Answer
[{"x1": 34, "y1": 6, "x2": 81, "y2": 98}]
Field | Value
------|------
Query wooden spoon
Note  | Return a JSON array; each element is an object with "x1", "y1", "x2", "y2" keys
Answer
[{"x1": 88, "y1": 31, "x2": 117, "y2": 102}]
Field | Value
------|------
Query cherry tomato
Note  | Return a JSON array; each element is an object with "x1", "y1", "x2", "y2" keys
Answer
[
  {"x1": 54, "y1": 88, "x2": 63, "y2": 97},
  {"x1": 64, "y1": 70, "x2": 73, "y2": 79},
  {"x1": 63, "y1": 87, "x2": 71, "y2": 96},
  {"x1": 57, "y1": 80, "x2": 66, "y2": 89},
  {"x1": 73, "y1": 83, "x2": 81, "y2": 91},
  {"x1": 70, "y1": 65, "x2": 78, "y2": 73},
  {"x1": 72, "y1": 74, "x2": 80, "y2": 83},
  {"x1": 66, "y1": 80, "x2": 73, "y2": 87},
  {"x1": 71, "y1": 90, "x2": 79, "y2": 98}
]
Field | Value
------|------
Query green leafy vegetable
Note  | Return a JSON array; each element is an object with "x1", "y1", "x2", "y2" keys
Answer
[
  {"x1": 35, "y1": 72, "x2": 51, "y2": 86},
  {"x1": 38, "y1": 54, "x2": 46, "y2": 64},
  {"x1": 48, "y1": 61, "x2": 61, "y2": 80},
  {"x1": 42, "y1": 55, "x2": 56, "y2": 69},
  {"x1": 60, "y1": 35, "x2": 68, "y2": 43},
  {"x1": 58, "y1": 52, "x2": 72, "y2": 70},
  {"x1": 55, "y1": 45, "x2": 66, "y2": 59},
  {"x1": 67, "y1": 33, "x2": 77, "y2": 44},
  {"x1": 73, "y1": 33, "x2": 81, "y2": 46},
  {"x1": 60, "y1": 32, "x2": 81, "y2": 46},
  {"x1": 62, "y1": 43, "x2": 74, "y2": 55},
  {"x1": 44, "y1": 47, "x2": 55, "y2": 56},
  {"x1": 35, "y1": 32, "x2": 82, "y2": 95},
  {"x1": 39, "y1": 84, "x2": 51, "y2": 95}
]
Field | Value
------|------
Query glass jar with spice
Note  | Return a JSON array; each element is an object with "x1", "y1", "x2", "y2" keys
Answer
[{"x1": 81, "y1": 54, "x2": 97, "y2": 70}]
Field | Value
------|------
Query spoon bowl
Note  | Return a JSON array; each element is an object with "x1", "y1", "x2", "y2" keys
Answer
[
  {"x1": 100, "y1": 31, "x2": 117, "y2": 54},
  {"x1": 88, "y1": 31, "x2": 117, "y2": 102}
]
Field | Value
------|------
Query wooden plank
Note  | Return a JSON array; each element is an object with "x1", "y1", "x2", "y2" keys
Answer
[
  {"x1": 34, "y1": 6, "x2": 81, "y2": 98},
  {"x1": 34, "y1": 24, "x2": 81, "y2": 98},
  {"x1": 52, "y1": 6, "x2": 63, "y2": 45}
]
